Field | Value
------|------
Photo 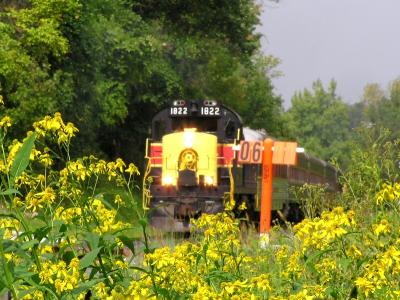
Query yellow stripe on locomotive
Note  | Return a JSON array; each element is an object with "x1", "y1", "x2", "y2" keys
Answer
[{"x1": 161, "y1": 128, "x2": 217, "y2": 186}]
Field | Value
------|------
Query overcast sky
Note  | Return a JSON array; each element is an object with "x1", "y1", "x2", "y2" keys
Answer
[{"x1": 259, "y1": 0, "x2": 400, "y2": 109}]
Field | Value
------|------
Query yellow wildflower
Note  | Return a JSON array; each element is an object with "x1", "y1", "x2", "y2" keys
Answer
[
  {"x1": 373, "y1": 219, "x2": 391, "y2": 236},
  {"x1": 125, "y1": 163, "x2": 140, "y2": 176},
  {"x1": 114, "y1": 194, "x2": 123, "y2": 205},
  {"x1": 0, "y1": 116, "x2": 11, "y2": 128}
]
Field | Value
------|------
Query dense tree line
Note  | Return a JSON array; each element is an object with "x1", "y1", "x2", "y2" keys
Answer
[
  {"x1": 284, "y1": 78, "x2": 400, "y2": 167},
  {"x1": 0, "y1": 0, "x2": 284, "y2": 165}
]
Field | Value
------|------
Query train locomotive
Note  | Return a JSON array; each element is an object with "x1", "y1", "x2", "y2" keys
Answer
[{"x1": 144, "y1": 100, "x2": 339, "y2": 231}]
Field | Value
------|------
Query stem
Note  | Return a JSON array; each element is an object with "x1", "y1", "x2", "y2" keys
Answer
[
  {"x1": 141, "y1": 224, "x2": 159, "y2": 297},
  {"x1": 97, "y1": 254, "x2": 112, "y2": 287},
  {"x1": 0, "y1": 142, "x2": 11, "y2": 197},
  {"x1": 0, "y1": 238, "x2": 18, "y2": 299},
  {"x1": 91, "y1": 175, "x2": 99, "y2": 198},
  {"x1": 340, "y1": 236, "x2": 348, "y2": 259}
]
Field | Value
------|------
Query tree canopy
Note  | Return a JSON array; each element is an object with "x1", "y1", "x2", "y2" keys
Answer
[
  {"x1": 284, "y1": 80, "x2": 352, "y2": 165},
  {"x1": 0, "y1": 0, "x2": 284, "y2": 163}
]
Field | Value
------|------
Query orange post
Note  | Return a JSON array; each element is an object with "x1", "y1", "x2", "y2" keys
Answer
[{"x1": 259, "y1": 139, "x2": 274, "y2": 245}]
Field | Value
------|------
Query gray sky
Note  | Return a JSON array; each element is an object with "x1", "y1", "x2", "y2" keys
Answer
[{"x1": 259, "y1": 0, "x2": 400, "y2": 109}]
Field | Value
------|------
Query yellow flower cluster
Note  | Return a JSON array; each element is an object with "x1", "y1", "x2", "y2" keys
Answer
[
  {"x1": 143, "y1": 243, "x2": 202, "y2": 294},
  {"x1": 54, "y1": 198, "x2": 128, "y2": 235},
  {"x1": 0, "y1": 112, "x2": 145, "y2": 298},
  {"x1": 39, "y1": 258, "x2": 80, "y2": 295},
  {"x1": 315, "y1": 258, "x2": 337, "y2": 284},
  {"x1": 0, "y1": 136, "x2": 52, "y2": 174},
  {"x1": 55, "y1": 206, "x2": 82, "y2": 224},
  {"x1": 355, "y1": 245, "x2": 400, "y2": 298},
  {"x1": 193, "y1": 212, "x2": 240, "y2": 244},
  {"x1": 251, "y1": 274, "x2": 272, "y2": 292},
  {"x1": 373, "y1": 219, "x2": 391, "y2": 236},
  {"x1": 26, "y1": 187, "x2": 56, "y2": 211},
  {"x1": 125, "y1": 279, "x2": 155, "y2": 299},
  {"x1": 0, "y1": 115, "x2": 11, "y2": 129},
  {"x1": 124, "y1": 213, "x2": 271, "y2": 299},
  {"x1": 376, "y1": 182, "x2": 400, "y2": 205},
  {"x1": 90, "y1": 198, "x2": 128, "y2": 234},
  {"x1": 33, "y1": 112, "x2": 78, "y2": 144},
  {"x1": 59, "y1": 156, "x2": 138, "y2": 189},
  {"x1": 0, "y1": 218, "x2": 20, "y2": 239},
  {"x1": 92, "y1": 283, "x2": 129, "y2": 299},
  {"x1": 293, "y1": 207, "x2": 356, "y2": 252},
  {"x1": 283, "y1": 251, "x2": 302, "y2": 279},
  {"x1": 220, "y1": 279, "x2": 254, "y2": 299},
  {"x1": 0, "y1": 139, "x2": 23, "y2": 173},
  {"x1": 66, "y1": 160, "x2": 91, "y2": 182}
]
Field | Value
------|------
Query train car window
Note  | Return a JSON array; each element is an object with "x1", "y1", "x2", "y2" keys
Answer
[
  {"x1": 153, "y1": 121, "x2": 166, "y2": 140},
  {"x1": 172, "y1": 118, "x2": 218, "y2": 132}
]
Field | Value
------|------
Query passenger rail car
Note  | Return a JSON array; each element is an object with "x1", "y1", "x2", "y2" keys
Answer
[{"x1": 145, "y1": 100, "x2": 339, "y2": 231}]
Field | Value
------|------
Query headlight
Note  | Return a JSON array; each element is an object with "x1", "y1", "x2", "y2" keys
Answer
[
  {"x1": 183, "y1": 130, "x2": 194, "y2": 148},
  {"x1": 205, "y1": 176, "x2": 214, "y2": 186},
  {"x1": 173, "y1": 100, "x2": 186, "y2": 106},
  {"x1": 162, "y1": 175, "x2": 174, "y2": 186}
]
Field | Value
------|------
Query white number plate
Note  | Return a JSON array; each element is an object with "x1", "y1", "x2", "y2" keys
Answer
[
  {"x1": 200, "y1": 106, "x2": 220, "y2": 116},
  {"x1": 170, "y1": 107, "x2": 188, "y2": 115}
]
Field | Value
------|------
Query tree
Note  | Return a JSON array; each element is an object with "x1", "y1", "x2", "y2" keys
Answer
[
  {"x1": 285, "y1": 80, "x2": 352, "y2": 165},
  {"x1": 0, "y1": 0, "x2": 80, "y2": 135},
  {"x1": 1, "y1": 0, "x2": 285, "y2": 163},
  {"x1": 352, "y1": 79, "x2": 400, "y2": 141}
]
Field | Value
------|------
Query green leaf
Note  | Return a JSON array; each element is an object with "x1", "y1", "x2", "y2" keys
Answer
[
  {"x1": 13, "y1": 268, "x2": 36, "y2": 280},
  {"x1": 79, "y1": 247, "x2": 102, "y2": 270},
  {"x1": 59, "y1": 224, "x2": 67, "y2": 233},
  {"x1": 0, "y1": 270, "x2": 7, "y2": 291},
  {"x1": 70, "y1": 278, "x2": 104, "y2": 295},
  {"x1": 0, "y1": 213, "x2": 17, "y2": 220},
  {"x1": 20, "y1": 239, "x2": 39, "y2": 250},
  {"x1": 25, "y1": 277, "x2": 58, "y2": 298},
  {"x1": 9, "y1": 133, "x2": 36, "y2": 187},
  {"x1": 85, "y1": 232, "x2": 100, "y2": 249},
  {"x1": 33, "y1": 226, "x2": 51, "y2": 241},
  {"x1": 0, "y1": 189, "x2": 22, "y2": 196}
]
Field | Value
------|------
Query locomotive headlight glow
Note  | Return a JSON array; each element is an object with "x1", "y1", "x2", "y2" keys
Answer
[
  {"x1": 205, "y1": 176, "x2": 214, "y2": 186},
  {"x1": 162, "y1": 175, "x2": 174, "y2": 186},
  {"x1": 183, "y1": 128, "x2": 196, "y2": 148}
]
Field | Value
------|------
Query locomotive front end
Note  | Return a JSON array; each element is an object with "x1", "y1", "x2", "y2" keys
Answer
[
  {"x1": 162, "y1": 129, "x2": 217, "y2": 188},
  {"x1": 148, "y1": 130, "x2": 224, "y2": 231},
  {"x1": 147, "y1": 100, "x2": 239, "y2": 231}
]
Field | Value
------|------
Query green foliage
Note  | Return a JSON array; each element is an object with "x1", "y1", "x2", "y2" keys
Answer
[
  {"x1": 0, "y1": 0, "x2": 79, "y2": 134},
  {"x1": 1, "y1": 0, "x2": 284, "y2": 162},
  {"x1": 0, "y1": 113, "x2": 144, "y2": 298},
  {"x1": 285, "y1": 80, "x2": 352, "y2": 165},
  {"x1": 338, "y1": 127, "x2": 400, "y2": 208},
  {"x1": 351, "y1": 79, "x2": 400, "y2": 141},
  {"x1": 132, "y1": 0, "x2": 261, "y2": 57},
  {"x1": 291, "y1": 183, "x2": 333, "y2": 219},
  {"x1": 9, "y1": 132, "x2": 36, "y2": 188}
]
